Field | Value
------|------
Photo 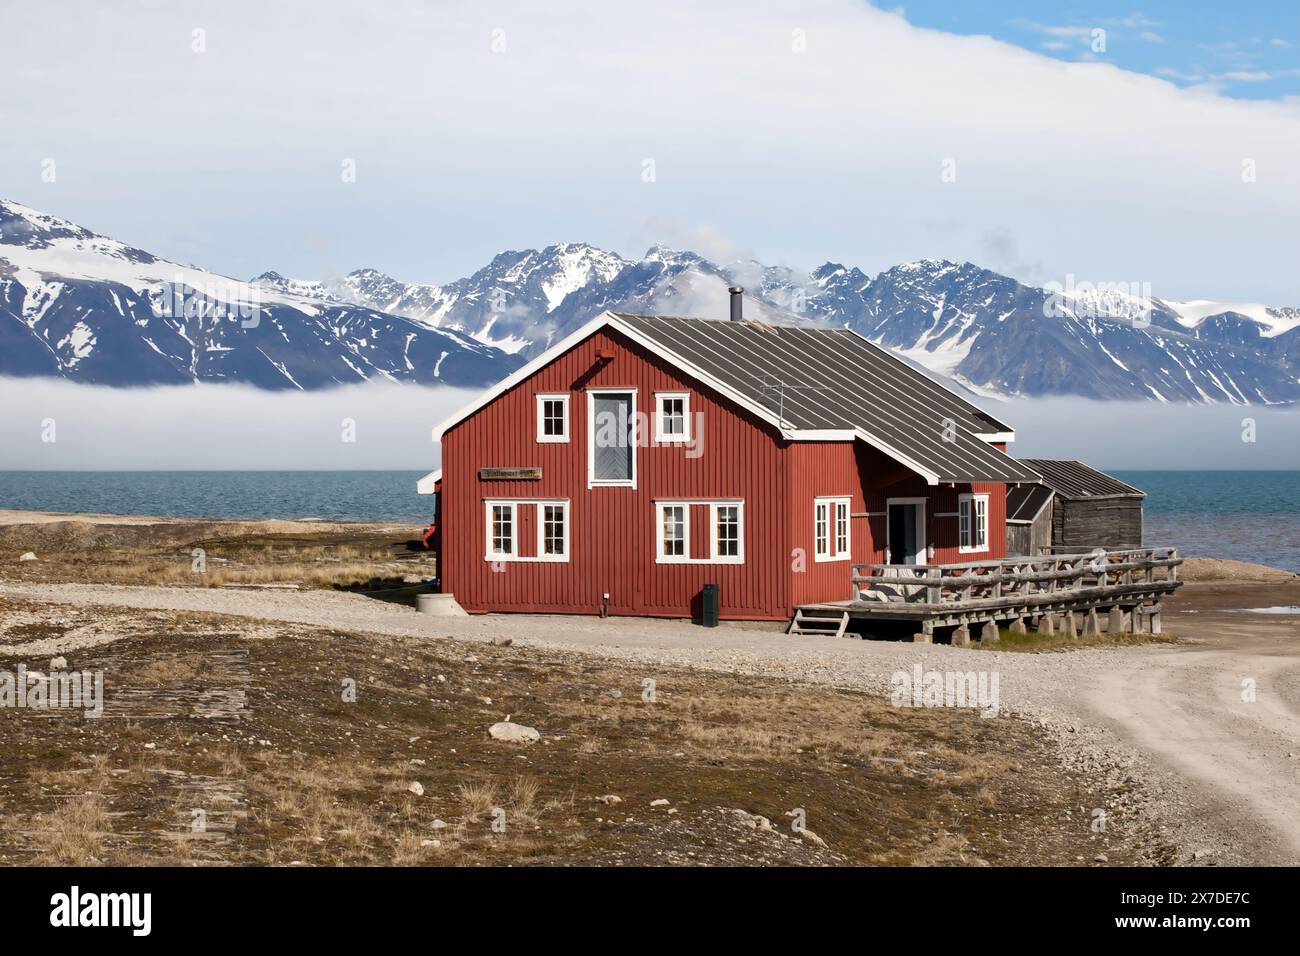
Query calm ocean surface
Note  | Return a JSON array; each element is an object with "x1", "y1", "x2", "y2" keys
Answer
[{"x1": 0, "y1": 469, "x2": 1296, "y2": 571}]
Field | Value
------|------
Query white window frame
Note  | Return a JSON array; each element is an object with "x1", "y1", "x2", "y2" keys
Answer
[
  {"x1": 485, "y1": 501, "x2": 518, "y2": 561},
  {"x1": 654, "y1": 499, "x2": 745, "y2": 564},
  {"x1": 958, "y1": 493, "x2": 989, "y2": 554},
  {"x1": 653, "y1": 391, "x2": 691, "y2": 444},
  {"x1": 587, "y1": 388, "x2": 637, "y2": 488},
  {"x1": 537, "y1": 500, "x2": 571, "y2": 562},
  {"x1": 535, "y1": 393, "x2": 569, "y2": 443},
  {"x1": 709, "y1": 501, "x2": 744, "y2": 564},
  {"x1": 483, "y1": 499, "x2": 571, "y2": 563},
  {"x1": 655, "y1": 502, "x2": 689, "y2": 563},
  {"x1": 814, "y1": 496, "x2": 851, "y2": 562}
]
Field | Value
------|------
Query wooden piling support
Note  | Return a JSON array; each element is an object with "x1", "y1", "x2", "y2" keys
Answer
[
  {"x1": 1063, "y1": 611, "x2": 1078, "y2": 639},
  {"x1": 952, "y1": 626, "x2": 971, "y2": 647},
  {"x1": 1010, "y1": 617, "x2": 1028, "y2": 636},
  {"x1": 981, "y1": 620, "x2": 1000, "y2": 643},
  {"x1": 1108, "y1": 606, "x2": 1127, "y2": 634},
  {"x1": 1082, "y1": 607, "x2": 1101, "y2": 637},
  {"x1": 1037, "y1": 613, "x2": 1056, "y2": 636}
]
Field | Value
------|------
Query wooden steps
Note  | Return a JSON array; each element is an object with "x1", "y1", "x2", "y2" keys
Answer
[{"x1": 788, "y1": 608, "x2": 850, "y2": 637}]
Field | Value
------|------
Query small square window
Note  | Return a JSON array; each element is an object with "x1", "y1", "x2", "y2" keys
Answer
[
  {"x1": 654, "y1": 392, "x2": 690, "y2": 444},
  {"x1": 536, "y1": 394, "x2": 569, "y2": 443}
]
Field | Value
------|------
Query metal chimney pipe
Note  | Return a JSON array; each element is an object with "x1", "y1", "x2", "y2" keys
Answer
[{"x1": 728, "y1": 286, "x2": 743, "y2": 322}]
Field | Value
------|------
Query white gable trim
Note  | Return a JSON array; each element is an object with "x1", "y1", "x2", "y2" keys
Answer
[{"x1": 416, "y1": 469, "x2": 442, "y2": 495}]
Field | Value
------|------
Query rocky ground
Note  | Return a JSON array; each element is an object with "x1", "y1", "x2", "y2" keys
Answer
[
  {"x1": 1, "y1": 513, "x2": 1297, "y2": 867},
  {"x1": 0, "y1": 597, "x2": 1151, "y2": 866}
]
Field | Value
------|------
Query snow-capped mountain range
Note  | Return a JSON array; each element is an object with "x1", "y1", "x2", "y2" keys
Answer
[
  {"x1": 0, "y1": 199, "x2": 516, "y2": 389},
  {"x1": 3, "y1": 197, "x2": 1298, "y2": 403}
]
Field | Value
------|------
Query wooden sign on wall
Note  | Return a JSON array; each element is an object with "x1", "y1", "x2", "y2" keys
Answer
[{"x1": 479, "y1": 467, "x2": 542, "y2": 481}]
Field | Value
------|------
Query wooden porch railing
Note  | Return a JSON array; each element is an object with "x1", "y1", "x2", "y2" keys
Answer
[{"x1": 850, "y1": 547, "x2": 1181, "y2": 606}]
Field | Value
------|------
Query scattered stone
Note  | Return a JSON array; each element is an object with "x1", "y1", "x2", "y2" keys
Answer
[
  {"x1": 492, "y1": 638, "x2": 513, "y2": 647},
  {"x1": 732, "y1": 809, "x2": 773, "y2": 830},
  {"x1": 407, "y1": 782, "x2": 425, "y2": 796},
  {"x1": 489, "y1": 721, "x2": 540, "y2": 744},
  {"x1": 1192, "y1": 849, "x2": 1215, "y2": 861},
  {"x1": 800, "y1": 829, "x2": 828, "y2": 849},
  {"x1": 18, "y1": 552, "x2": 36, "y2": 562},
  {"x1": 50, "y1": 656, "x2": 68, "y2": 670},
  {"x1": 650, "y1": 798, "x2": 670, "y2": 807},
  {"x1": 144, "y1": 743, "x2": 156, "y2": 750},
  {"x1": 431, "y1": 819, "x2": 448, "y2": 829},
  {"x1": 594, "y1": 794, "x2": 622, "y2": 805},
  {"x1": 1094, "y1": 853, "x2": 1108, "y2": 863}
]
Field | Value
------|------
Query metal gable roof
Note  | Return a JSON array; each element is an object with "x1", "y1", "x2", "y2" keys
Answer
[
  {"x1": 1018, "y1": 459, "x2": 1144, "y2": 499},
  {"x1": 611, "y1": 313, "x2": 1040, "y2": 485}
]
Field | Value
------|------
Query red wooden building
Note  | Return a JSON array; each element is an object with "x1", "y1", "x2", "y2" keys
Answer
[{"x1": 420, "y1": 300, "x2": 1040, "y2": 622}]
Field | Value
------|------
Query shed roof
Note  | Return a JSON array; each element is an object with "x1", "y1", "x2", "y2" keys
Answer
[
  {"x1": 612, "y1": 314, "x2": 1038, "y2": 485},
  {"x1": 1005, "y1": 482, "x2": 1054, "y2": 522},
  {"x1": 1019, "y1": 459, "x2": 1144, "y2": 499}
]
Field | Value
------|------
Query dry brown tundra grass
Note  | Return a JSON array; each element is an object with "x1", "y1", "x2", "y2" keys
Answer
[
  {"x1": 19, "y1": 533, "x2": 432, "y2": 590},
  {"x1": 40, "y1": 794, "x2": 110, "y2": 865}
]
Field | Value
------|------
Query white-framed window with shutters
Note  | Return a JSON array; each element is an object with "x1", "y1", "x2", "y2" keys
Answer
[
  {"x1": 653, "y1": 391, "x2": 690, "y2": 444},
  {"x1": 484, "y1": 499, "x2": 570, "y2": 562},
  {"x1": 958, "y1": 493, "x2": 989, "y2": 553},
  {"x1": 536, "y1": 394, "x2": 569, "y2": 443},
  {"x1": 653, "y1": 500, "x2": 744, "y2": 564},
  {"x1": 814, "y1": 496, "x2": 851, "y2": 562}
]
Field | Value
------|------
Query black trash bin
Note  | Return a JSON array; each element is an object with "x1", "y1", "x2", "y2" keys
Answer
[{"x1": 699, "y1": 583, "x2": 719, "y2": 627}]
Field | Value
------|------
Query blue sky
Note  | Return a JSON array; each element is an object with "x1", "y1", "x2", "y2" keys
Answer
[
  {"x1": 892, "y1": 1, "x2": 1299, "y2": 99},
  {"x1": 3, "y1": 0, "x2": 1298, "y2": 304}
]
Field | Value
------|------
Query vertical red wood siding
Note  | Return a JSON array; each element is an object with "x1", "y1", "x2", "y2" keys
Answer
[{"x1": 440, "y1": 328, "x2": 790, "y2": 620}]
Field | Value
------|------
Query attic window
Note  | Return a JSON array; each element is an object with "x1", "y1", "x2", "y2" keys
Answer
[
  {"x1": 536, "y1": 394, "x2": 569, "y2": 443},
  {"x1": 654, "y1": 392, "x2": 690, "y2": 444}
]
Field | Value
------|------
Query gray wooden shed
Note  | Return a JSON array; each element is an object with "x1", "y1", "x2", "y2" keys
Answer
[{"x1": 1016, "y1": 459, "x2": 1145, "y2": 552}]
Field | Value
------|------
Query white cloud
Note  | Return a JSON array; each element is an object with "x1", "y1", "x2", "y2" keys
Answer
[{"x1": 1, "y1": 0, "x2": 1298, "y2": 303}]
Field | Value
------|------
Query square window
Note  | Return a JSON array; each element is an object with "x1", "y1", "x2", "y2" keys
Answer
[
  {"x1": 536, "y1": 394, "x2": 569, "y2": 443},
  {"x1": 654, "y1": 392, "x2": 690, "y2": 443}
]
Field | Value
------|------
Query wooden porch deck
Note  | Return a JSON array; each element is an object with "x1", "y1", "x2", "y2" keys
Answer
[{"x1": 792, "y1": 547, "x2": 1182, "y2": 643}]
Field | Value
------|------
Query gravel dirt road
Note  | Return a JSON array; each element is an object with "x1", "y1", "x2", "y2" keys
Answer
[{"x1": 2, "y1": 575, "x2": 1297, "y2": 865}]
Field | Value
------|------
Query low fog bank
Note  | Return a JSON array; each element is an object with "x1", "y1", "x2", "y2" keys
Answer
[
  {"x1": 0, "y1": 380, "x2": 1296, "y2": 471},
  {"x1": 0, "y1": 379, "x2": 478, "y2": 471},
  {"x1": 999, "y1": 398, "x2": 1300, "y2": 470}
]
